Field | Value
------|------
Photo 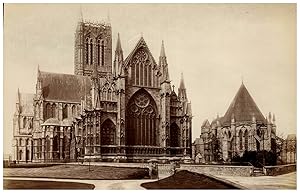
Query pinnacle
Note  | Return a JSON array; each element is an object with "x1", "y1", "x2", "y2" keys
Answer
[
  {"x1": 179, "y1": 73, "x2": 186, "y2": 89},
  {"x1": 116, "y1": 33, "x2": 122, "y2": 52},
  {"x1": 160, "y1": 40, "x2": 166, "y2": 57}
]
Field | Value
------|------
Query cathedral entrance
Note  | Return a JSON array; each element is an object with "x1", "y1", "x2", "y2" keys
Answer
[
  {"x1": 126, "y1": 89, "x2": 157, "y2": 146},
  {"x1": 170, "y1": 123, "x2": 180, "y2": 155}
]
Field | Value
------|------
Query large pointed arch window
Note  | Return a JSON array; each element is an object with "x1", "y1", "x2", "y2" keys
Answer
[
  {"x1": 131, "y1": 49, "x2": 149, "y2": 86},
  {"x1": 126, "y1": 89, "x2": 157, "y2": 146}
]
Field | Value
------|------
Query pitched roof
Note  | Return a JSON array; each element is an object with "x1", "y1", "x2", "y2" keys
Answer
[
  {"x1": 19, "y1": 93, "x2": 34, "y2": 116},
  {"x1": 222, "y1": 83, "x2": 266, "y2": 125},
  {"x1": 40, "y1": 71, "x2": 91, "y2": 103}
]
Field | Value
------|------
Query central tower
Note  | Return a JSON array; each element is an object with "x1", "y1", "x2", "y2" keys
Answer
[{"x1": 74, "y1": 20, "x2": 112, "y2": 77}]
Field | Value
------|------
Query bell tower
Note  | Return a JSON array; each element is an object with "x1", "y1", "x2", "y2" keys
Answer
[{"x1": 74, "y1": 20, "x2": 112, "y2": 77}]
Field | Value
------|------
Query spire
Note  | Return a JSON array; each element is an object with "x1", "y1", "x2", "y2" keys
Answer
[
  {"x1": 160, "y1": 40, "x2": 166, "y2": 58},
  {"x1": 37, "y1": 64, "x2": 41, "y2": 78},
  {"x1": 79, "y1": 5, "x2": 84, "y2": 22},
  {"x1": 272, "y1": 113, "x2": 276, "y2": 124},
  {"x1": 114, "y1": 33, "x2": 124, "y2": 77},
  {"x1": 116, "y1": 33, "x2": 122, "y2": 53},
  {"x1": 36, "y1": 65, "x2": 42, "y2": 97},
  {"x1": 179, "y1": 72, "x2": 186, "y2": 90},
  {"x1": 16, "y1": 88, "x2": 21, "y2": 114},
  {"x1": 178, "y1": 73, "x2": 187, "y2": 101},
  {"x1": 159, "y1": 40, "x2": 170, "y2": 82}
]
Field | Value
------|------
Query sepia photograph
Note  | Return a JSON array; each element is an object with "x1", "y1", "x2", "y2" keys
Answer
[{"x1": 3, "y1": 3, "x2": 297, "y2": 190}]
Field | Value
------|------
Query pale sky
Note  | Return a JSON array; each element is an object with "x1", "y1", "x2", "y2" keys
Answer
[{"x1": 4, "y1": 4, "x2": 296, "y2": 155}]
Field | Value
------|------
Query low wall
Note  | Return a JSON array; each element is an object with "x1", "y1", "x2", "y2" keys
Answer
[
  {"x1": 68, "y1": 162, "x2": 149, "y2": 168},
  {"x1": 158, "y1": 164, "x2": 174, "y2": 178},
  {"x1": 179, "y1": 164, "x2": 254, "y2": 177},
  {"x1": 264, "y1": 164, "x2": 296, "y2": 176}
]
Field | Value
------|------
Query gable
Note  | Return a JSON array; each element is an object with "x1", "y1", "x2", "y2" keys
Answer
[{"x1": 124, "y1": 37, "x2": 157, "y2": 69}]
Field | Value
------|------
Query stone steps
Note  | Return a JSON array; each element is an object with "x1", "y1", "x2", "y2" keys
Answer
[{"x1": 252, "y1": 167, "x2": 265, "y2": 177}]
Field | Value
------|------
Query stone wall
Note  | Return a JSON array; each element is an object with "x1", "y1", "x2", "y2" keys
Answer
[
  {"x1": 264, "y1": 164, "x2": 296, "y2": 176},
  {"x1": 158, "y1": 164, "x2": 175, "y2": 178},
  {"x1": 179, "y1": 164, "x2": 253, "y2": 177}
]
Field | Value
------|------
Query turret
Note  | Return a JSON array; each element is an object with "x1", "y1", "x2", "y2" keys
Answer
[{"x1": 113, "y1": 33, "x2": 124, "y2": 77}]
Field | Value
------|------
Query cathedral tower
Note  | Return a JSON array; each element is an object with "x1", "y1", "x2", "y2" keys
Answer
[{"x1": 74, "y1": 20, "x2": 112, "y2": 77}]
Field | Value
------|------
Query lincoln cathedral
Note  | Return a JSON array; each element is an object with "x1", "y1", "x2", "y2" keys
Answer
[{"x1": 12, "y1": 18, "x2": 192, "y2": 162}]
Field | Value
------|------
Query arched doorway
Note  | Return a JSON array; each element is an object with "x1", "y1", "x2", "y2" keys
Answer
[
  {"x1": 170, "y1": 123, "x2": 180, "y2": 147},
  {"x1": 101, "y1": 119, "x2": 116, "y2": 145},
  {"x1": 170, "y1": 122, "x2": 180, "y2": 155},
  {"x1": 126, "y1": 89, "x2": 157, "y2": 146}
]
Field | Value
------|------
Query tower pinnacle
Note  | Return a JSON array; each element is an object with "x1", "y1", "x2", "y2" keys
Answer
[
  {"x1": 116, "y1": 33, "x2": 122, "y2": 52},
  {"x1": 160, "y1": 40, "x2": 166, "y2": 58},
  {"x1": 179, "y1": 72, "x2": 186, "y2": 90},
  {"x1": 178, "y1": 73, "x2": 187, "y2": 100},
  {"x1": 113, "y1": 33, "x2": 124, "y2": 77}
]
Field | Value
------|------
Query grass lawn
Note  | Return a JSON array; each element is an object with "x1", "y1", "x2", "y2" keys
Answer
[
  {"x1": 141, "y1": 170, "x2": 240, "y2": 189},
  {"x1": 4, "y1": 164, "x2": 149, "y2": 180},
  {"x1": 3, "y1": 179, "x2": 95, "y2": 189}
]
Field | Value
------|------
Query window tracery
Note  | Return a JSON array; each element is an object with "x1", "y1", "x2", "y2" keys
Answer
[{"x1": 126, "y1": 90, "x2": 157, "y2": 146}]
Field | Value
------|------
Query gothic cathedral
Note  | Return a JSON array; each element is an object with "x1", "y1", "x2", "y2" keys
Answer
[{"x1": 12, "y1": 19, "x2": 192, "y2": 163}]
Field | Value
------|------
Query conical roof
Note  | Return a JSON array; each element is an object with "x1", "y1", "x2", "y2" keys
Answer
[{"x1": 222, "y1": 83, "x2": 266, "y2": 125}]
